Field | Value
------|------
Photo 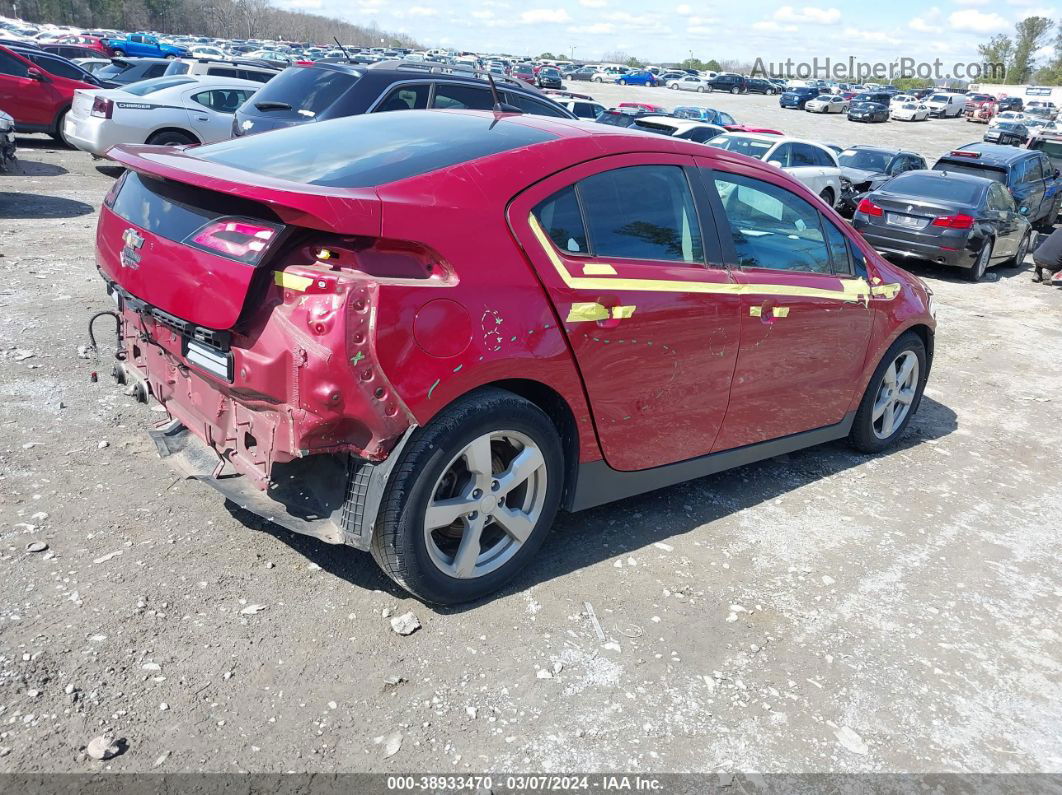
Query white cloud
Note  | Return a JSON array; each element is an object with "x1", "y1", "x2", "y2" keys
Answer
[
  {"x1": 471, "y1": 9, "x2": 494, "y2": 19},
  {"x1": 908, "y1": 7, "x2": 942, "y2": 32},
  {"x1": 953, "y1": 0, "x2": 989, "y2": 5},
  {"x1": 407, "y1": 5, "x2": 438, "y2": 15},
  {"x1": 584, "y1": 22, "x2": 615, "y2": 33},
  {"x1": 773, "y1": 5, "x2": 842, "y2": 24},
  {"x1": 948, "y1": 8, "x2": 1010, "y2": 31},
  {"x1": 519, "y1": 7, "x2": 571, "y2": 23},
  {"x1": 753, "y1": 20, "x2": 798, "y2": 32},
  {"x1": 579, "y1": 0, "x2": 608, "y2": 6},
  {"x1": 675, "y1": 3, "x2": 692, "y2": 13},
  {"x1": 843, "y1": 26, "x2": 901, "y2": 45}
]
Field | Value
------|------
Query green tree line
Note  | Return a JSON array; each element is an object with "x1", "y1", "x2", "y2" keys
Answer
[
  {"x1": 0, "y1": 0, "x2": 419, "y2": 47},
  {"x1": 978, "y1": 16, "x2": 1061, "y2": 85}
]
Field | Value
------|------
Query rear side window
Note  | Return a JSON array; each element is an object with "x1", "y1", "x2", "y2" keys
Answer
[
  {"x1": 712, "y1": 171, "x2": 831, "y2": 274},
  {"x1": 1022, "y1": 157, "x2": 1044, "y2": 184},
  {"x1": 238, "y1": 69, "x2": 273, "y2": 83},
  {"x1": 196, "y1": 111, "x2": 557, "y2": 187},
  {"x1": 207, "y1": 67, "x2": 240, "y2": 78},
  {"x1": 823, "y1": 220, "x2": 853, "y2": 275},
  {"x1": 578, "y1": 166, "x2": 703, "y2": 263},
  {"x1": 29, "y1": 53, "x2": 85, "y2": 80},
  {"x1": 533, "y1": 185, "x2": 587, "y2": 253},
  {"x1": 248, "y1": 66, "x2": 357, "y2": 120},
  {"x1": 503, "y1": 92, "x2": 569, "y2": 118},
  {"x1": 193, "y1": 89, "x2": 255, "y2": 113},
  {"x1": 144, "y1": 63, "x2": 169, "y2": 79}
]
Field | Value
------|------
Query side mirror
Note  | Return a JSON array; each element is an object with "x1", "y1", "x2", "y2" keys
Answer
[
  {"x1": 767, "y1": 159, "x2": 783, "y2": 168},
  {"x1": 27, "y1": 66, "x2": 49, "y2": 82},
  {"x1": 1020, "y1": 205, "x2": 1030, "y2": 215}
]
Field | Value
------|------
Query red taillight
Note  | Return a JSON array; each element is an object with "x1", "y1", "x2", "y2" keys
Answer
[
  {"x1": 185, "y1": 217, "x2": 281, "y2": 265},
  {"x1": 949, "y1": 150, "x2": 980, "y2": 158},
  {"x1": 857, "y1": 198, "x2": 884, "y2": 217},
  {"x1": 931, "y1": 213, "x2": 975, "y2": 229},
  {"x1": 91, "y1": 96, "x2": 113, "y2": 119}
]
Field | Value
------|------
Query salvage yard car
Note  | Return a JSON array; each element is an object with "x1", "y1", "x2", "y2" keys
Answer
[
  {"x1": 65, "y1": 74, "x2": 260, "y2": 154},
  {"x1": 853, "y1": 169, "x2": 1031, "y2": 282},
  {"x1": 708, "y1": 132, "x2": 844, "y2": 207},
  {"x1": 96, "y1": 109, "x2": 935, "y2": 603}
]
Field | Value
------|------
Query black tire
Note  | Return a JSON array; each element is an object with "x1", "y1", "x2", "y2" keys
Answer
[
  {"x1": 731, "y1": 86, "x2": 739, "y2": 95},
  {"x1": 1008, "y1": 231, "x2": 1031, "y2": 267},
  {"x1": 966, "y1": 238, "x2": 992, "y2": 281},
  {"x1": 370, "y1": 387, "x2": 564, "y2": 605},
  {"x1": 819, "y1": 187, "x2": 835, "y2": 207},
  {"x1": 849, "y1": 331, "x2": 928, "y2": 453},
  {"x1": 51, "y1": 108, "x2": 73, "y2": 148},
  {"x1": 113, "y1": 49, "x2": 124, "y2": 57},
  {"x1": 697, "y1": 86, "x2": 705, "y2": 93},
  {"x1": 146, "y1": 130, "x2": 196, "y2": 146}
]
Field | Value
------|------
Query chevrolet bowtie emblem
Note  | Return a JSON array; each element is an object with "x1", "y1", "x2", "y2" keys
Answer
[{"x1": 120, "y1": 227, "x2": 144, "y2": 269}]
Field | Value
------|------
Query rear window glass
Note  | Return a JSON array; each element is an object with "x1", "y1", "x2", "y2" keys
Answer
[
  {"x1": 247, "y1": 66, "x2": 358, "y2": 120},
  {"x1": 196, "y1": 111, "x2": 557, "y2": 188},
  {"x1": 122, "y1": 76, "x2": 195, "y2": 95},
  {"x1": 932, "y1": 161, "x2": 1007, "y2": 183},
  {"x1": 886, "y1": 174, "x2": 984, "y2": 203}
]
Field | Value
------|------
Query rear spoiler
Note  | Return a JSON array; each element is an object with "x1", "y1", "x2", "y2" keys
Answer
[{"x1": 105, "y1": 144, "x2": 381, "y2": 236}]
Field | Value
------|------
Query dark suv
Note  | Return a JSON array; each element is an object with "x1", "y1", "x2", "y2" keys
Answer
[
  {"x1": 707, "y1": 74, "x2": 747, "y2": 94},
  {"x1": 934, "y1": 143, "x2": 1062, "y2": 229},
  {"x1": 232, "y1": 60, "x2": 575, "y2": 137},
  {"x1": 779, "y1": 86, "x2": 818, "y2": 109}
]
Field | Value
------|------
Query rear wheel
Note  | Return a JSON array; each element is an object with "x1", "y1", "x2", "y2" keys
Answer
[
  {"x1": 146, "y1": 129, "x2": 197, "y2": 146},
  {"x1": 112, "y1": 49, "x2": 124, "y2": 57},
  {"x1": 966, "y1": 239, "x2": 992, "y2": 281},
  {"x1": 849, "y1": 332, "x2": 927, "y2": 453},
  {"x1": 818, "y1": 187, "x2": 835, "y2": 207},
  {"x1": 370, "y1": 388, "x2": 564, "y2": 605},
  {"x1": 697, "y1": 86, "x2": 705, "y2": 93},
  {"x1": 51, "y1": 108, "x2": 72, "y2": 148},
  {"x1": 730, "y1": 86, "x2": 739, "y2": 95}
]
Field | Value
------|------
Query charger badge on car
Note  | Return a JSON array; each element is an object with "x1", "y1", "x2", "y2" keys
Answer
[{"x1": 120, "y1": 228, "x2": 143, "y2": 269}]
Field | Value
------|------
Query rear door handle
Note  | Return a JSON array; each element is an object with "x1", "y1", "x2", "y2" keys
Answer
[{"x1": 196, "y1": 115, "x2": 209, "y2": 121}]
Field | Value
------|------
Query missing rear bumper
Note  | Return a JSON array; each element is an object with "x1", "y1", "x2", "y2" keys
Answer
[{"x1": 147, "y1": 420, "x2": 416, "y2": 551}]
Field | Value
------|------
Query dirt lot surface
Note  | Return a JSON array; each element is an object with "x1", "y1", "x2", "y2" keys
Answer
[{"x1": 1, "y1": 89, "x2": 1060, "y2": 776}]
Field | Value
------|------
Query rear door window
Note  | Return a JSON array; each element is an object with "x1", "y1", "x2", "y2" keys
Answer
[
  {"x1": 193, "y1": 89, "x2": 255, "y2": 112},
  {"x1": 533, "y1": 185, "x2": 588, "y2": 254},
  {"x1": 28, "y1": 53, "x2": 86, "y2": 80},
  {"x1": 503, "y1": 91, "x2": 569, "y2": 117},
  {"x1": 237, "y1": 69, "x2": 273, "y2": 83},
  {"x1": 0, "y1": 50, "x2": 29, "y2": 77},
  {"x1": 431, "y1": 83, "x2": 493, "y2": 110},
  {"x1": 207, "y1": 67, "x2": 241, "y2": 78},
  {"x1": 577, "y1": 165, "x2": 704, "y2": 264},
  {"x1": 1023, "y1": 157, "x2": 1044, "y2": 184}
]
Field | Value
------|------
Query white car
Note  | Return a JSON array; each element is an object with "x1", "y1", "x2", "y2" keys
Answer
[
  {"x1": 805, "y1": 94, "x2": 848, "y2": 114},
  {"x1": 591, "y1": 67, "x2": 626, "y2": 83},
  {"x1": 555, "y1": 98, "x2": 607, "y2": 120},
  {"x1": 72, "y1": 57, "x2": 112, "y2": 75},
  {"x1": 64, "y1": 75, "x2": 259, "y2": 156},
  {"x1": 667, "y1": 74, "x2": 713, "y2": 92},
  {"x1": 631, "y1": 115, "x2": 727, "y2": 143},
  {"x1": 190, "y1": 46, "x2": 227, "y2": 60},
  {"x1": 708, "y1": 133, "x2": 844, "y2": 207},
  {"x1": 890, "y1": 102, "x2": 930, "y2": 121},
  {"x1": 989, "y1": 110, "x2": 1027, "y2": 127}
]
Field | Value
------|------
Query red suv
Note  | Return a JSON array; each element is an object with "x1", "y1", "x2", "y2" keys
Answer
[
  {"x1": 0, "y1": 45, "x2": 100, "y2": 144},
  {"x1": 96, "y1": 110, "x2": 936, "y2": 604}
]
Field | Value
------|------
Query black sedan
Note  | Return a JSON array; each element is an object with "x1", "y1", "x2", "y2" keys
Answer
[
  {"x1": 984, "y1": 121, "x2": 1029, "y2": 146},
  {"x1": 852, "y1": 170, "x2": 1032, "y2": 282},
  {"x1": 536, "y1": 66, "x2": 563, "y2": 89},
  {"x1": 847, "y1": 101, "x2": 889, "y2": 123}
]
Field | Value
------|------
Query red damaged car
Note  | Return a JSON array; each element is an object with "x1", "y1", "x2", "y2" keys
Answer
[{"x1": 96, "y1": 110, "x2": 936, "y2": 604}]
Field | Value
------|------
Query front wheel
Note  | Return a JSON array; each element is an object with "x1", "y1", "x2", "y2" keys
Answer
[
  {"x1": 112, "y1": 49, "x2": 124, "y2": 57},
  {"x1": 51, "y1": 108, "x2": 73, "y2": 148},
  {"x1": 730, "y1": 86, "x2": 739, "y2": 95},
  {"x1": 370, "y1": 388, "x2": 564, "y2": 604},
  {"x1": 819, "y1": 187, "x2": 835, "y2": 207},
  {"x1": 146, "y1": 129, "x2": 196, "y2": 146},
  {"x1": 1009, "y1": 231, "x2": 1031, "y2": 266},
  {"x1": 849, "y1": 332, "x2": 927, "y2": 453}
]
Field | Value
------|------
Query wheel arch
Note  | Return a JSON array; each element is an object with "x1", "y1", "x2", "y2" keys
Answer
[{"x1": 145, "y1": 126, "x2": 201, "y2": 145}]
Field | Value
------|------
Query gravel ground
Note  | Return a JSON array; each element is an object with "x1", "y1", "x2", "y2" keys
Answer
[{"x1": 0, "y1": 90, "x2": 1060, "y2": 776}]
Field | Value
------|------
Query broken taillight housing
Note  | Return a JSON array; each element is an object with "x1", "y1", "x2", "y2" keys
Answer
[
  {"x1": 91, "y1": 96, "x2": 113, "y2": 119},
  {"x1": 184, "y1": 217, "x2": 282, "y2": 265}
]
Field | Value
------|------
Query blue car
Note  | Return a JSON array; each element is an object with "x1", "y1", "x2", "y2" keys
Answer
[
  {"x1": 780, "y1": 87, "x2": 819, "y2": 109},
  {"x1": 617, "y1": 70, "x2": 657, "y2": 87},
  {"x1": 672, "y1": 106, "x2": 736, "y2": 126},
  {"x1": 105, "y1": 33, "x2": 189, "y2": 59}
]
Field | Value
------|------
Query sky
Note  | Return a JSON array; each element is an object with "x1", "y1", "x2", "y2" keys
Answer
[{"x1": 277, "y1": 0, "x2": 1059, "y2": 69}]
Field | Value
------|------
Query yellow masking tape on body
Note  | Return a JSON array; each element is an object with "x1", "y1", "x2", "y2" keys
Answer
[
  {"x1": 275, "y1": 271, "x2": 313, "y2": 292},
  {"x1": 567, "y1": 302, "x2": 610, "y2": 322},
  {"x1": 583, "y1": 263, "x2": 618, "y2": 275},
  {"x1": 773, "y1": 306, "x2": 790, "y2": 318},
  {"x1": 611, "y1": 305, "x2": 636, "y2": 319}
]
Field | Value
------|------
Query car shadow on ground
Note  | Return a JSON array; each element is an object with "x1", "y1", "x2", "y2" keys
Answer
[
  {"x1": 0, "y1": 191, "x2": 94, "y2": 218},
  {"x1": 5, "y1": 158, "x2": 68, "y2": 177},
  {"x1": 14, "y1": 135, "x2": 68, "y2": 151},
  {"x1": 230, "y1": 395, "x2": 959, "y2": 610},
  {"x1": 895, "y1": 257, "x2": 1031, "y2": 284},
  {"x1": 95, "y1": 165, "x2": 125, "y2": 179}
]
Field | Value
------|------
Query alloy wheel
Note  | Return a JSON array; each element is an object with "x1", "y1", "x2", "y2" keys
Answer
[
  {"x1": 423, "y1": 430, "x2": 548, "y2": 580},
  {"x1": 871, "y1": 351, "x2": 919, "y2": 440}
]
